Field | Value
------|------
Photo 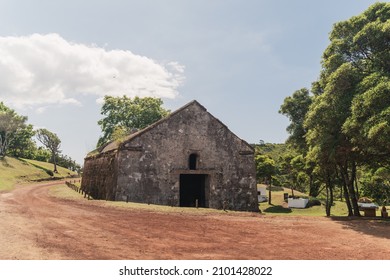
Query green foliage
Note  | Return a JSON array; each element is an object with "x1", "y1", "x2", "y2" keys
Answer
[
  {"x1": 359, "y1": 167, "x2": 390, "y2": 205},
  {"x1": 0, "y1": 102, "x2": 79, "y2": 171},
  {"x1": 254, "y1": 143, "x2": 287, "y2": 185},
  {"x1": 279, "y1": 88, "x2": 312, "y2": 152},
  {"x1": 344, "y1": 74, "x2": 390, "y2": 162},
  {"x1": 255, "y1": 154, "x2": 276, "y2": 183},
  {"x1": 32, "y1": 147, "x2": 52, "y2": 162},
  {"x1": 0, "y1": 102, "x2": 29, "y2": 157},
  {"x1": 279, "y1": 2, "x2": 390, "y2": 216},
  {"x1": 97, "y1": 96, "x2": 170, "y2": 147},
  {"x1": 7, "y1": 124, "x2": 36, "y2": 158},
  {"x1": 55, "y1": 154, "x2": 81, "y2": 173}
]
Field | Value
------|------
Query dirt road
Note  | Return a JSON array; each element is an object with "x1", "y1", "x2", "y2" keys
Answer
[{"x1": 1, "y1": 182, "x2": 390, "y2": 260}]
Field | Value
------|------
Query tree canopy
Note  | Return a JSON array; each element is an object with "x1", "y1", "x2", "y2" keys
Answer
[
  {"x1": 280, "y1": 2, "x2": 390, "y2": 216},
  {"x1": 97, "y1": 96, "x2": 170, "y2": 147},
  {"x1": 0, "y1": 101, "x2": 80, "y2": 172},
  {"x1": 0, "y1": 102, "x2": 28, "y2": 158},
  {"x1": 36, "y1": 128, "x2": 61, "y2": 173}
]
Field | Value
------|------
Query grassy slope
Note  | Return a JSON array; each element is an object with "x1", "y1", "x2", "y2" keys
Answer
[{"x1": 0, "y1": 157, "x2": 77, "y2": 192}]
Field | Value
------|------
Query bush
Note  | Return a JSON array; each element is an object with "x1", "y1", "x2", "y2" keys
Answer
[
  {"x1": 306, "y1": 197, "x2": 322, "y2": 208},
  {"x1": 46, "y1": 170, "x2": 54, "y2": 176}
]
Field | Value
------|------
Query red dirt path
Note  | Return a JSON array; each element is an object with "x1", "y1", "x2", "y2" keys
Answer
[{"x1": 1, "y1": 181, "x2": 390, "y2": 260}]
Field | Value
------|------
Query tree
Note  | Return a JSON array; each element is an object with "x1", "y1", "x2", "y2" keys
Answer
[
  {"x1": 279, "y1": 88, "x2": 312, "y2": 152},
  {"x1": 309, "y1": 2, "x2": 390, "y2": 216},
  {"x1": 36, "y1": 129, "x2": 61, "y2": 173},
  {"x1": 305, "y1": 63, "x2": 361, "y2": 216},
  {"x1": 0, "y1": 102, "x2": 28, "y2": 158},
  {"x1": 8, "y1": 124, "x2": 36, "y2": 158},
  {"x1": 97, "y1": 96, "x2": 170, "y2": 147},
  {"x1": 255, "y1": 154, "x2": 276, "y2": 205},
  {"x1": 32, "y1": 147, "x2": 52, "y2": 162},
  {"x1": 280, "y1": 2, "x2": 390, "y2": 216},
  {"x1": 279, "y1": 88, "x2": 317, "y2": 196}
]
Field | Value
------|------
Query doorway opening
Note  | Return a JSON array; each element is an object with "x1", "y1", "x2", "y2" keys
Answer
[
  {"x1": 189, "y1": 153, "x2": 198, "y2": 170},
  {"x1": 179, "y1": 174, "x2": 209, "y2": 207}
]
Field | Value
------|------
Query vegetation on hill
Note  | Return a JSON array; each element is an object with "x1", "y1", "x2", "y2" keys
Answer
[
  {"x1": 0, "y1": 101, "x2": 80, "y2": 173},
  {"x1": 0, "y1": 157, "x2": 77, "y2": 192}
]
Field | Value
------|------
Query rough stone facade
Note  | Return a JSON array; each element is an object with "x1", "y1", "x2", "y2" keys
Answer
[{"x1": 81, "y1": 100, "x2": 258, "y2": 211}]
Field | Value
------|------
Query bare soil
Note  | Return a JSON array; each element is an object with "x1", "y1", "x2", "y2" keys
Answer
[{"x1": 1, "y1": 182, "x2": 390, "y2": 260}]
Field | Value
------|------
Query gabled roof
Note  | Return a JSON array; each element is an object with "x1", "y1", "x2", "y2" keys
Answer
[{"x1": 90, "y1": 100, "x2": 253, "y2": 156}]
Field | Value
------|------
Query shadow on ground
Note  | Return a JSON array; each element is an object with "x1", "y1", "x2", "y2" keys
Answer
[
  {"x1": 263, "y1": 205, "x2": 292, "y2": 213},
  {"x1": 330, "y1": 216, "x2": 390, "y2": 240}
]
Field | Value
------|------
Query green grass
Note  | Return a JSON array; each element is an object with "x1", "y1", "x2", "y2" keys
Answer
[
  {"x1": 20, "y1": 158, "x2": 77, "y2": 177},
  {"x1": 259, "y1": 185, "x2": 351, "y2": 217},
  {"x1": 50, "y1": 183, "x2": 84, "y2": 200},
  {"x1": 50, "y1": 182, "x2": 384, "y2": 218},
  {"x1": 50, "y1": 183, "x2": 258, "y2": 217},
  {"x1": 0, "y1": 157, "x2": 77, "y2": 192}
]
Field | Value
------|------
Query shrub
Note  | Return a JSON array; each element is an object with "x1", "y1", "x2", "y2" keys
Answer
[
  {"x1": 46, "y1": 170, "x2": 54, "y2": 176},
  {"x1": 306, "y1": 197, "x2": 322, "y2": 208}
]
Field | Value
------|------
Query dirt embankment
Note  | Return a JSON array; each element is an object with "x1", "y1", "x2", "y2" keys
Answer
[{"x1": 1, "y1": 182, "x2": 390, "y2": 260}]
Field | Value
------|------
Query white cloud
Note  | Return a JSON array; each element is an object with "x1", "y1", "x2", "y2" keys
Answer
[{"x1": 0, "y1": 33, "x2": 184, "y2": 108}]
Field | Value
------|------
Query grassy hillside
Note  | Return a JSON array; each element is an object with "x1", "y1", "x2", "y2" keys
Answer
[{"x1": 0, "y1": 157, "x2": 77, "y2": 192}]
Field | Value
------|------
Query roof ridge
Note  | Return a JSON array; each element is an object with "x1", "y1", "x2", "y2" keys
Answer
[{"x1": 93, "y1": 99, "x2": 253, "y2": 155}]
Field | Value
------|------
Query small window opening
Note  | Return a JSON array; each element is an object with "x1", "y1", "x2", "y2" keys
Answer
[{"x1": 189, "y1": 153, "x2": 198, "y2": 170}]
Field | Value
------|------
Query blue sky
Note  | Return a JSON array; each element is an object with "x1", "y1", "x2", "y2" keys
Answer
[{"x1": 0, "y1": 0, "x2": 382, "y2": 164}]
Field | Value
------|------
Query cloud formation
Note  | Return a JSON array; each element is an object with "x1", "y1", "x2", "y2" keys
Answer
[{"x1": 0, "y1": 33, "x2": 184, "y2": 108}]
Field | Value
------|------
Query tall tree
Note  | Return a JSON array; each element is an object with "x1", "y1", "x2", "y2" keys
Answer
[
  {"x1": 0, "y1": 102, "x2": 28, "y2": 158},
  {"x1": 36, "y1": 129, "x2": 61, "y2": 173},
  {"x1": 279, "y1": 88, "x2": 312, "y2": 152},
  {"x1": 8, "y1": 124, "x2": 36, "y2": 158},
  {"x1": 307, "y1": 3, "x2": 390, "y2": 216},
  {"x1": 279, "y1": 88, "x2": 318, "y2": 196},
  {"x1": 97, "y1": 96, "x2": 170, "y2": 147},
  {"x1": 281, "y1": 2, "x2": 390, "y2": 216},
  {"x1": 255, "y1": 154, "x2": 276, "y2": 205},
  {"x1": 305, "y1": 63, "x2": 362, "y2": 216}
]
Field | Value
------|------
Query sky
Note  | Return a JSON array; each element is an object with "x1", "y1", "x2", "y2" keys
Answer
[{"x1": 0, "y1": 0, "x2": 383, "y2": 164}]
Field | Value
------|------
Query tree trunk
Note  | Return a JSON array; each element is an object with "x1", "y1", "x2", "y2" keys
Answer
[
  {"x1": 0, "y1": 134, "x2": 8, "y2": 157},
  {"x1": 339, "y1": 165, "x2": 353, "y2": 216},
  {"x1": 354, "y1": 170, "x2": 360, "y2": 200},
  {"x1": 52, "y1": 151, "x2": 58, "y2": 173},
  {"x1": 268, "y1": 177, "x2": 272, "y2": 205},
  {"x1": 339, "y1": 161, "x2": 360, "y2": 217},
  {"x1": 330, "y1": 184, "x2": 334, "y2": 210},
  {"x1": 309, "y1": 174, "x2": 316, "y2": 197},
  {"x1": 325, "y1": 170, "x2": 333, "y2": 217},
  {"x1": 348, "y1": 162, "x2": 360, "y2": 216},
  {"x1": 325, "y1": 185, "x2": 331, "y2": 217},
  {"x1": 343, "y1": 183, "x2": 353, "y2": 216}
]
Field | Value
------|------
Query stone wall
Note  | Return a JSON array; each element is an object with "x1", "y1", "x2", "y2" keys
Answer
[
  {"x1": 114, "y1": 102, "x2": 258, "y2": 211},
  {"x1": 81, "y1": 150, "x2": 118, "y2": 200}
]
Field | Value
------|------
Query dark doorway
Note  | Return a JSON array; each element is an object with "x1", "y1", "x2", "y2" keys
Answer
[{"x1": 180, "y1": 174, "x2": 208, "y2": 207}]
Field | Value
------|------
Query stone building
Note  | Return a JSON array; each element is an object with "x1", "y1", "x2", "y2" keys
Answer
[{"x1": 81, "y1": 100, "x2": 258, "y2": 211}]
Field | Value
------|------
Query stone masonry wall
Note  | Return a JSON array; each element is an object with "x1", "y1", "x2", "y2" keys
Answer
[
  {"x1": 115, "y1": 102, "x2": 258, "y2": 211},
  {"x1": 81, "y1": 150, "x2": 117, "y2": 200}
]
